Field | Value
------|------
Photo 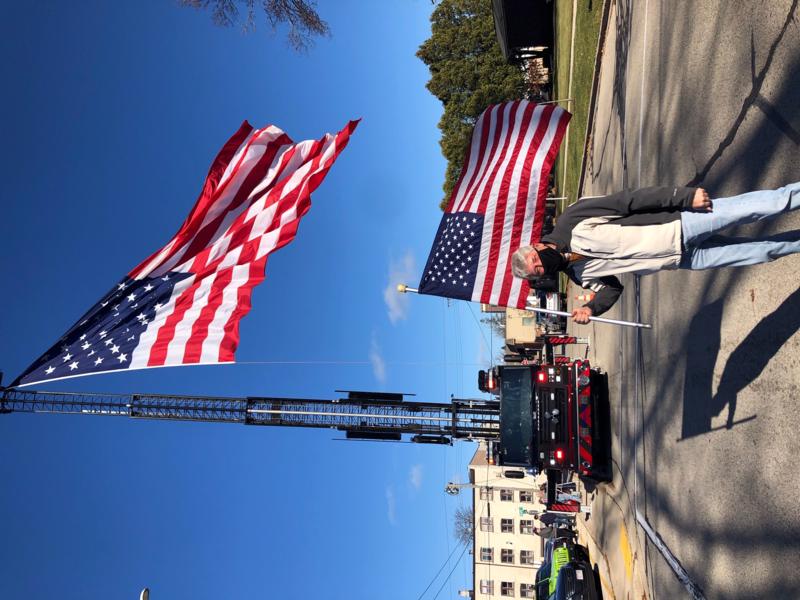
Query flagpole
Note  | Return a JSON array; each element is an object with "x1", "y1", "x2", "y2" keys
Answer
[
  {"x1": 523, "y1": 304, "x2": 651, "y2": 329},
  {"x1": 396, "y1": 285, "x2": 651, "y2": 329}
]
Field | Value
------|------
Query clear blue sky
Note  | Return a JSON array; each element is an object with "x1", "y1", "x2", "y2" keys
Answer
[{"x1": 0, "y1": 2, "x2": 500, "y2": 599}]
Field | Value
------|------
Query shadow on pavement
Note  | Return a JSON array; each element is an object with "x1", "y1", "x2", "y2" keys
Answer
[
  {"x1": 712, "y1": 283, "x2": 800, "y2": 424},
  {"x1": 686, "y1": 0, "x2": 800, "y2": 186},
  {"x1": 680, "y1": 276, "x2": 800, "y2": 439},
  {"x1": 679, "y1": 299, "x2": 725, "y2": 439}
]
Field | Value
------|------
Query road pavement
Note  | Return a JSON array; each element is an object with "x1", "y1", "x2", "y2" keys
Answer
[{"x1": 570, "y1": 1, "x2": 800, "y2": 598}]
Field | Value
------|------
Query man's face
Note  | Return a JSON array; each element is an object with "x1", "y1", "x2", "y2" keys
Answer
[{"x1": 524, "y1": 244, "x2": 549, "y2": 277}]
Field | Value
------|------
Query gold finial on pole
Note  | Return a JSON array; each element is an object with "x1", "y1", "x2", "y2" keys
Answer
[{"x1": 396, "y1": 284, "x2": 418, "y2": 294}]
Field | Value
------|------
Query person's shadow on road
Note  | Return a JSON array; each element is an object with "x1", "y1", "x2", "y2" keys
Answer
[
  {"x1": 681, "y1": 287, "x2": 800, "y2": 439},
  {"x1": 680, "y1": 299, "x2": 725, "y2": 440}
]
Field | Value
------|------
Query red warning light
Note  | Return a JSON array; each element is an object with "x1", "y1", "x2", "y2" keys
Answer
[
  {"x1": 555, "y1": 449, "x2": 564, "y2": 461},
  {"x1": 537, "y1": 372, "x2": 546, "y2": 382}
]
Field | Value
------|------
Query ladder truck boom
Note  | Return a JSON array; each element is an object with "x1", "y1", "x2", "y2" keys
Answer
[{"x1": 0, "y1": 387, "x2": 501, "y2": 444}]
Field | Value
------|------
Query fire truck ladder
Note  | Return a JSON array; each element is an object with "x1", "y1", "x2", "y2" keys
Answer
[{"x1": 0, "y1": 388, "x2": 501, "y2": 444}]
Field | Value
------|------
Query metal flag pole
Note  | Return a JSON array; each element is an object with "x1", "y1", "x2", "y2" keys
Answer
[
  {"x1": 395, "y1": 284, "x2": 651, "y2": 329},
  {"x1": 524, "y1": 302, "x2": 651, "y2": 329}
]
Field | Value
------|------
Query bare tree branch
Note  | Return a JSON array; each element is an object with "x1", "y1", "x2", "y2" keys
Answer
[
  {"x1": 453, "y1": 505, "x2": 473, "y2": 545},
  {"x1": 180, "y1": 0, "x2": 330, "y2": 51}
]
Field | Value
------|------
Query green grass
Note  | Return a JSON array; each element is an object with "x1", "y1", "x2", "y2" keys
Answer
[{"x1": 553, "y1": 0, "x2": 605, "y2": 205}]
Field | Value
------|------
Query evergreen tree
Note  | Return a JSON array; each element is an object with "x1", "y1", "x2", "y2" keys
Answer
[{"x1": 417, "y1": 0, "x2": 528, "y2": 209}]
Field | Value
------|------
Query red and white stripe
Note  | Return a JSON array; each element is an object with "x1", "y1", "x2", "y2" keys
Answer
[
  {"x1": 129, "y1": 120, "x2": 358, "y2": 369},
  {"x1": 445, "y1": 101, "x2": 569, "y2": 309}
]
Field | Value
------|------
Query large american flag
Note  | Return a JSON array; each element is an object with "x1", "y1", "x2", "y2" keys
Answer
[
  {"x1": 418, "y1": 101, "x2": 569, "y2": 308},
  {"x1": 13, "y1": 119, "x2": 358, "y2": 387}
]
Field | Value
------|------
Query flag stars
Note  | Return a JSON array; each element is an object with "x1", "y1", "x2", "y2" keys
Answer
[
  {"x1": 94, "y1": 357, "x2": 104, "y2": 366},
  {"x1": 144, "y1": 284, "x2": 154, "y2": 292},
  {"x1": 127, "y1": 293, "x2": 137, "y2": 302},
  {"x1": 99, "y1": 331, "x2": 108, "y2": 338},
  {"x1": 62, "y1": 353, "x2": 72, "y2": 362},
  {"x1": 117, "y1": 353, "x2": 128, "y2": 363},
  {"x1": 117, "y1": 283, "x2": 127, "y2": 291},
  {"x1": 81, "y1": 342, "x2": 91, "y2": 350},
  {"x1": 110, "y1": 344, "x2": 120, "y2": 354},
  {"x1": 45, "y1": 366, "x2": 55, "y2": 375},
  {"x1": 69, "y1": 361, "x2": 79, "y2": 371},
  {"x1": 104, "y1": 339, "x2": 114, "y2": 346}
]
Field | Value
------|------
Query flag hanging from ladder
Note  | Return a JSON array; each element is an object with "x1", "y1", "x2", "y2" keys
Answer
[
  {"x1": 417, "y1": 101, "x2": 569, "y2": 309},
  {"x1": 13, "y1": 119, "x2": 358, "y2": 387}
]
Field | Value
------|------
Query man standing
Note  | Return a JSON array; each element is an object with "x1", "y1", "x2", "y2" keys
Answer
[{"x1": 511, "y1": 183, "x2": 800, "y2": 323}]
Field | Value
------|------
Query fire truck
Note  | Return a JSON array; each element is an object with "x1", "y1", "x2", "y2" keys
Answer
[{"x1": 478, "y1": 347, "x2": 611, "y2": 487}]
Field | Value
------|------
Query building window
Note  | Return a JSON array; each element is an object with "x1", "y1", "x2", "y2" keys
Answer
[
  {"x1": 480, "y1": 487, "x2": 494, "y2": 501},
  {"x1": 501, "y1": 581, "x2": 514, "y2": 596},
  {"x1": 500, "y1": 488, "x2": 513, "y2": 502},
  {"x1": 520, "y1": 520, "x2": 534, "y2": 534},
  {"x1": 480, "y1": 517, "x2": 494, "y2": 532},
  {"x1": 501, "y1": 549, "x2": 514, "y2": 564},
  {"x1": 522, "y1": 317, "x2": 535, "y2": 327},
  {"x1": 480, "y1": 580, "x2": 494, "y2": 595},
  {"x1": 480, "y1": 547, "x2": 494, "y2": 562},
  {"x1": 501, "y1": 518, "x2": 514, "y2": 533},
  {"x1": 520, "y1": 583, "x2": 535, "y2": 598},
  {"x1": 519, "y1": 490, "x2": 533, "y2": 503},
  {"x1": 520, "y1": 550, "x2": 535, "y2": 565}
]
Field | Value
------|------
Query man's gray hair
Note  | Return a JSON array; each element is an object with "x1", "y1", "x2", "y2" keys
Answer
[{"x1": 511, "y1": 245, "x2": 536, "y2": 279}]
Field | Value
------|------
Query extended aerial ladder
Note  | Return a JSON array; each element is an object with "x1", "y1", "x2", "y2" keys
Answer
[{"x1": 0, "y1": 386, "x2": 501, "y2": 445}]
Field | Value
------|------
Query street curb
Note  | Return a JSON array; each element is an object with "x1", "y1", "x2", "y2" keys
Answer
[{"x1": 576, "y1": 0, "x2": 614, "y2": 198}]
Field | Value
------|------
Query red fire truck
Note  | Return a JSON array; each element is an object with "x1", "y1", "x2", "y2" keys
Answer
[{"x1": 478, "y1": 353, "x2": 611, "y2": 486}]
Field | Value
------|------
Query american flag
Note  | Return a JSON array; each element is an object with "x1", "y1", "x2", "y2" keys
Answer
[
  {"x1": 418, "y1": 101, "x2": 569, "y2": 308},
  {"x1": 13, "y1": 119, "x2": 358, "y2": 387}
]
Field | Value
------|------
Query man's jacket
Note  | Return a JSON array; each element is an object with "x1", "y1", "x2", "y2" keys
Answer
[{"x1": 541, "y1": 186, "x2": 697, "y2": 315}]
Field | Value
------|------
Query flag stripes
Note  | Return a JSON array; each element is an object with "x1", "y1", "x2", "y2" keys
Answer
[
  {"x1": 419, "y1": 101, "x2": 569, "y2": 310},
  {"x1": 135, "y1": 120, "x2": 358, "y2": 368},
  {"x1": 14, "y1": 119, "x2": 357, "y2": 387}
]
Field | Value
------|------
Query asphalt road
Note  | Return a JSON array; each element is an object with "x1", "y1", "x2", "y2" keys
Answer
[{"x1": 575, "y1": 1, "x2": 800, "y2": 598}]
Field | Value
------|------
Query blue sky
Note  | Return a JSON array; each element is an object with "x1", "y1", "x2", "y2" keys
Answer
[{"x1": 0, "y1": 2, "x2": 499, "y2": 599}]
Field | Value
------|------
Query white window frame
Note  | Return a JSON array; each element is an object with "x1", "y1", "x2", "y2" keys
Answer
[{"x1": 480, "y1": 517, "x2": 494, "y2": 532}]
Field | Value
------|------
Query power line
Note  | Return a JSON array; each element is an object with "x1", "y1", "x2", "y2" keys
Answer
[
  {"x1": 432, "y1": 542, "x2": 470, "y2": 600},
  {"x1": 415, "y1": 541, "x2": 466, "y2": 600}
]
